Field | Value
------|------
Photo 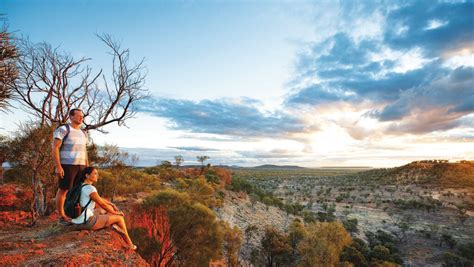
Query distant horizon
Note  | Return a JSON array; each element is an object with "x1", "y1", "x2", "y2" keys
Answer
[{"x1": 117, "y1": 146, "x2": 470, "y2": 168}]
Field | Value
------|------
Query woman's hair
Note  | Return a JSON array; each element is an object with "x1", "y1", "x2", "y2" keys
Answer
[{"x1": 81, "y1": 166, "x2": 96, "y2": 182}]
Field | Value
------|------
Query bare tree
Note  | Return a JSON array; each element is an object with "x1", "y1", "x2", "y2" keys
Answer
[
  {"x1": 130, "y1": 153, "x2": 139, "y2": 166},
  {"x1": 0, "y1": 21, "x2": 18, "y2": 111},
  {"x1": 174, "y1": 155, "x2": 184, "y2": 169},
  {"x1": 11, "y1": 34, "x2": 148, "y2": 217},
  {"x1": 14, "y1": 33, "x2": 148, "y2": 129},
  {"x1": 196, "y1": 155, "x2": 210, "y2": 167}
]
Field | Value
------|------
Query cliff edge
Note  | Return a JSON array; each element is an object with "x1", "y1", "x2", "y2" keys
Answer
[{"x1": 0, "y1": 184, "x2": 148, "y2": 266}]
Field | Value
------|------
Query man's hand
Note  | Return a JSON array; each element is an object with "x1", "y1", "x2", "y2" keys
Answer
[{"x1": 56, "y1": 166, "x2": 64, "y2": 179}]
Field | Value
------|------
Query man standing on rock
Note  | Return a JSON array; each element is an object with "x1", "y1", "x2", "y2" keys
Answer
[{"x1": 52, "y1": 108, "x2": 88, "y2": 225}]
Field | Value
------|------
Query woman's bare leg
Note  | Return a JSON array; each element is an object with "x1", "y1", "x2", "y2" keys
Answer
[
  {"x1": 106, "y1": 215, "x2": 134, "y2": 247},
  {"x1": 90, "y1": 214, "x2": 134, "y2": 248}
]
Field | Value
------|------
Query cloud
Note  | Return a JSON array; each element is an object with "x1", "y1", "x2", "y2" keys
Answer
[
  {"x1": 138, "y1": 97, "x2": 318, "y2": 139},
  {"x1": 238, "y1": 148, "x2": 303, "y2": 159},
  {"x1": 385, "y1": 108, "x2": 463, "y2": 134},
  {"x1": 384, "y1": 1, "x2": 474, "y2": 57},
  {"x1": 136, "y1": 1, "x2": 472, "y2": 141},
  {"x1": 169, "y1": 146, "x2": 220, "y2": 152},
  {"x1": 377, "y1": 66, "x2": 474, "y2": 121},
  {"x1": 286, "y1": 0, "x2": 474, "y2": 135}
]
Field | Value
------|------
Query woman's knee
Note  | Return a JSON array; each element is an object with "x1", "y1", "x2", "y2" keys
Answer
[{"x1": 108, "y1": 214, "x2": 124, "y2": 224}]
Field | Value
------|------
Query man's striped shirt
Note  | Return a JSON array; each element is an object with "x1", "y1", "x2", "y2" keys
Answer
[{"x1": 53, "y1": 125, "x2": 88, "y2": 165}]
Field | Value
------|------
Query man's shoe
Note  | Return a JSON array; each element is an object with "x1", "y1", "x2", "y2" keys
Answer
[{"x1": 59, "y1": 217, "x2": 73, "y2": 226}]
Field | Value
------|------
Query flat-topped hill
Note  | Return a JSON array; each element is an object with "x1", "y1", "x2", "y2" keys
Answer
[{"x1": 346, "y1": 160, "x2": 474, "y2": 187}]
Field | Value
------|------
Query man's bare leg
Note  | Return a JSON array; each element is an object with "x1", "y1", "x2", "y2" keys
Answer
[{"x1": 56, "y1": 189, "x2": 68, "y2": 219}]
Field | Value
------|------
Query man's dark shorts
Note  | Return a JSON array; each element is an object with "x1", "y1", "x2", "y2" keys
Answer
[{"x1": 59, "y1": 164, "x2": 85, "y2": 190}]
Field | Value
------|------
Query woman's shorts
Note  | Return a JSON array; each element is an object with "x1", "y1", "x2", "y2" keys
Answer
[
  {"x1": 75, "y1": 215, "x2": 108, "y2": 230},
  {"x1": 75, "y1": 216, "x2": 98, "y2": 230}
]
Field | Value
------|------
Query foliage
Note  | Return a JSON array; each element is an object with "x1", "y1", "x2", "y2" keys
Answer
[
  {"x1": 143, "y1": 161, "x2": 189, "y2": 182},
  {"x1": 205, "y1": 167, "x2": 222, "y2": 184},
  {"x1": 260, "y1": 226, "x2": 292, "y2": 267},
  {"x1": 442, "y1": 252, "x2": 473, "y2": 267},
  {"x1": 392, "y1": 198, "x2": 441, "y2": 212},
  {"x1": 6, "y1": 123, "x2": 56, "y2": 221},
  {"x1": 232, "y1": 167, "x2": 367, "y2": 181},
  {"x1": 130, "y1": 189, "x2": 223, "y2": 266},
  {"x1": 174, "y1": 155, "x2": 183, "y2": 169},
  {"x1": 365, "y1": 230, "x2": 403, "y2": 265},
  {"x1": 228, "y1": 176, "x2": 288, "y2": 213},
  {"x1": 221, "y1": 221, "x2": 243, "y2": 267},
  {"x1": 298, "y1": 222, "x2": 352, "y2": 266},
  {"x1": 442, "y1": 233, "x2": 457, "y2": 249},
  {"x1": 342, "y1": 217, "x2": 359, "y2": 233},
  {"x1": 0, "y1": 22, "x2": 18, "y2": 110},
  {"x1": 95, "y1": 168, "x2": 159, "y2": 198},
  {"x1": 176, "y1": 176, "x2": 222, "y2": 208},
  {"x1": 288, "y1": 218, "x2": 306, "y2": 262},
  {"x1": 370, "y1": 245, "x2": 392, "y2": 263},
  {"x1": 95, "y1": 144, "x2": 133, "y2": 201},
  {"x1": 245, "y1": 224, "x2": 258, "y2": 245},
  {"x1": 340, "y1": 244, "x2": 369, "y2": 267},
  {"x1": 197, "y1": 155, "x2": 210, "y2": 167},
  {"x1": 457, "y1": 242, "x2": 474, "y2": 261},
  {"x1": 339, "y1": 161, "x2": 474, "y2": 187}
]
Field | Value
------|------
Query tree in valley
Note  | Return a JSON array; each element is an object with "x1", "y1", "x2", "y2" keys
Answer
[
  {"x1": 244, "y1": 224, "x2": 258, "y2": 245},
  {"x1": 455, "y1": 204, "x2": 469, "y2": 226},
  {"x1": 298, "y1": 222, "x2": 352, "y2": 266},
  {"x1": 288, "y1": 218, "x2": 306, "y2": 261},
  {"x1": 340, "y1": 243, "x2": 369, "y2": 267},
  {"x1": 390, "y1": 214, "x2": 413, "y2": 243},
  {"x1": 369, "y1": 245, "x2": 394, "y2": 265},
  {"x1": 260, "y1": 226, "x2": 292, "y2": 267},
  {"x1": 221, "y1": 221, "x2": 243, "y2": 267},
  {"x1": 342, "y1": 217, "x2": 359, "y2": 234}
]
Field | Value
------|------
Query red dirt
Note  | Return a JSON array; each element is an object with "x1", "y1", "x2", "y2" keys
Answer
[{"x1": 0, "y1": 184, "x2": 149, "y2": 266}]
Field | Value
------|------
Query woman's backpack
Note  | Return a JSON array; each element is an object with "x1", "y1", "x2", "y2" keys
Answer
[{"x1": 64, "y1": 184, "x2": 92, "y2": 224}]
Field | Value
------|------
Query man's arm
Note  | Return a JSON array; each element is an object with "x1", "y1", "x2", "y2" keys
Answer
[{"x1": 52, "y1": 139, "x2": 64, "y2": 178}]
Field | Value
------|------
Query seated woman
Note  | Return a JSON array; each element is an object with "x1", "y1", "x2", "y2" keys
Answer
[{"x1": 72, "y1": 166, "x2": 136, "y2": 250}]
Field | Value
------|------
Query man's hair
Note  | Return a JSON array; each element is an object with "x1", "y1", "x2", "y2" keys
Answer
[{"x1": 69, "y1": 108, "x2": 82, "y2": 117}]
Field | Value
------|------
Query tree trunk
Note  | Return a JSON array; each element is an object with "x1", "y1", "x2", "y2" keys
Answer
[
  {"x1": 31, "y1": 172, "x2": 47, "y2": 225},
  {"x1": 0, "y1": 165, "x2": 3, "y2": 184},
  {"x1": 111, "y1": 176, "x2": 118, "y2": 202}
]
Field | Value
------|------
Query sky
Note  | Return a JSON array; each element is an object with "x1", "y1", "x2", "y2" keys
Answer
[{"x1": 1, "y1": 0, "x2": 473, "y2": 167}]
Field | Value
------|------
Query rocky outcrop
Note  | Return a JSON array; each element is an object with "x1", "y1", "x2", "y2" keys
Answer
[
  {"x1": 0, "y1": 184, "x2": 148, "y2": 266},
  {"x1": 216, "y1": 190, "x2": 297, "y2": 264}
]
